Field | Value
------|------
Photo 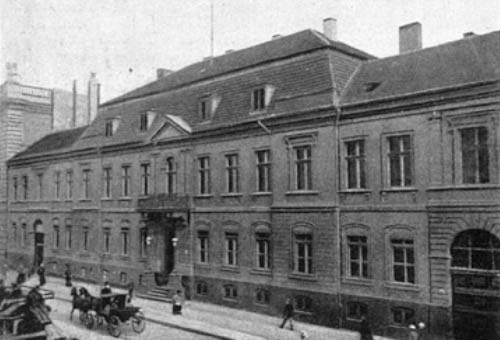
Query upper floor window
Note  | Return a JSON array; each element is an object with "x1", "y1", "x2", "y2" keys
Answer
[
  {"x1": 121, "y1": 228, "x2": 129, "y2": 255},
  {"x1": 391, "y1": 239, "x2": 415, "y2": 284},
  {"x1": 54, "y1": 171, "x2": 61, "y2": 200},
  {"x1": 200, "y1": 99, "x2": 209, "y2": 121},
  {"x1": 66, "y1": 171, "x2": 73, "y2": 199},
  {"x1": 82, "y1": 226, "x2": 89, "y2": 251},
  {"x1": 199, "y1": 95, "x2": 221, "y2": 121},
  {"x1": 345, "y1": 140, "x2": 366, "y2": 189},
  {"x1": 53, "y1": 225, "x2": 59, "y2": 248},
  {"x1": 65, "y1": 225, "x2": 72, "y2": 249},
  {"x1": 103, "y1": 167, "x2": 112, "y2": 198},
  {"x1": 461, "y1": 126, "x2": 489, "y2": 184},
  {"x1": 347, "y1": 235, "x2": 368, "y2": 278},
  {"x1": 21, "y1": 223, "x2": 27, "y2": 247},
  {"x1": 294, "y1": 145, "x2": 312, "y2": 191},
  {"x1": 12, "y1": 223, "x2": 17, "y2": 245},
  {"x1": 139, "y1": 111, "x2": 156, "y2": 131},
  {"x1": 293, "y1": 227, "x2": 312, "y2": 274},
  {"x1": 103, "y1": 228, "x2": 111, "y2": 253},
  {"x1": 225, "y1": 232, "x2": 238, "y2": 267},
  {"x1": 225, "y1": 154, "x2": 240, "y2": 193},
  {"x1": 197, "y1": 230, "x2": 209, "y2": 264},
  {"x1": 252, "y1": 88, "x2": 266, "y2": 111},
  {"x1": 105, "y1": 118, "x2": 120, "y2": 137},
  {"x1": 165, "y1": 157, "x2": 176, "y2": 194},
  {"x1": 198, "y1": 156, "x2": 211, "y2": 195},
  {"x1": 139, "y1": 227, "x2": 148, "y2": 258},
  {"x1": 36, "y1": 173, "x2": 43, "y2": 200},
  {"x1": 256, "y1": 231, "x2": 271, "y2": 270},
  {"x1": 121, "y1": 165, "x2": 131, "y2": 197},
  {"x1": 13, "y1": 176, "x2": 18, "y2": 201},
  {"x1": 256, "y1": 150, "x2": 271, "y2": 192},
  {"x1": 140, "y1": 163, "x2": 151, "y2": 196},
  {"x1": 387, "y1": 135, "x2": 413, "y2": 187},
  {"x1": 82, "y1": 169, "x2": 91, "y2": 199},
  {"x1": 22, "y1": 175, "x2": 28, "y2": 200}
]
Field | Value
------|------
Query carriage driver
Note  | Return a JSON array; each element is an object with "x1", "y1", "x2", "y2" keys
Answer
[{"x1": 100, "y1": 281, "x2": 113, "y2": 317}]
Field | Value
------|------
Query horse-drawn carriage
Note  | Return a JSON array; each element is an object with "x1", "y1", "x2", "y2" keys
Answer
[{"x1": 70, "y1": 288, "x2": 145, "y2": 337}]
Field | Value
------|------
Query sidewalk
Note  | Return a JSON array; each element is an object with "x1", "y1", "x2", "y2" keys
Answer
[{"x1": 17, "y1": 271, "x2": 394, "y2": 340}]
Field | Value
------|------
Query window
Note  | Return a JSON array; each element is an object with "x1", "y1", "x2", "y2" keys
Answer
[
  {"x1": 82, "y1": 169, "x2": 91, "y2": 199},
  {"x1": 105, "y1": 120, "x2": 113, "y2": 137},
  {"x1": 53, "y1": 225, "x2": 60, "y2": 248},
  {"x1": 82, "y1": 227, "x2": 89, "y2": 251},
  {"x1": 196, "y1": 281, "x2": 208, "y2": 295},
  {"x1": 293, "y1": 228, "x2": 312, "y2": 274},
  {"x1": 198, "y1": 156, "x2": 211, "y2": 194},
  {"x1": 256, "y1": 232, "x2": 271, "y2": 269},
  {"x1": 294, "y1": 146, "x2": 312, "y2": 190},
  {"x1": 81, "y1": 267, "x2": 87, "y2": 278},
  {"x1": 392, "y1": 239, "x2": 415, "y2": 284},
  {"x1": 54, "y1": 172, "x2": 61, "y2": 200},
  {"x1": 121, "y1": 165, "x2": 131, "y2": 197},
  {"x1": 140, "y1": 163, "x2": 150, "y2": 196},
  {"x1": 197, "y1": 231, "x2": 209, "y2": 264},
  {"x1": 256, "y1": 150, "x2": 271, "y2": 192},
  {"x1": 139, "y1": 111, "x2": 155, "y2": 131},
  {"x1": 388, "y1": 135, "x2": 412, "y2": 187},
  {"x1": 223, "y1": 284, "x2": 238, "y2": 300},
  {"x1": 65, "y1": 225, "x2": 72, "y2": 249},
  {"x1": 347, "y1": 236, "x2": 368, "y2": 278},
  {"x1": 391, "y1": 307, "x2": 415, "y2": 326},
  {"x1": 451, "y1": 230, "x2": 500, "y2": 270},
  {"x1": 345, "y1": 140, "x2": 366, "y2": 189},
  {"x1": 199, "y1": 96, "x2": 220, "y2": 120},
  {"x1": 140, "y1": 228, "x2": 148, "y2": 258},
  {"x1": 165, "y1": 157, "x2": 176, "y2": 194},
  {"x1": 36, "y1": 174, "x2": 43, "y2": 200},
  {"x1": 225, "y1": 154, "x2": 239, "y2": 193},
  {"x1": 120, "y1": 272, "x2": 128, "y2": 283},
  {"x1": 252, "y1": 88, "x2": 265, "y2": 111},
  {"x1": 13, "y1": 176, "x2": 18, "y2": 201},
  {"x1": 12, "y1": 223, "x2": 17, "y2": 245},
  {"x1": 103, "y1": 167, "x2": 112, "y2": 198},
  {"x1": 294, "y1": 295, "x2": 312, "y2": 312},
  {"x1": 346, "y1": 302, "x2": 368, "y2": 321},
  {"x1": 66, "y1": 171, "x2": 73, "y2": 199},
  {"x1": 200, "y1": 99, "x2": 209, "y2": 120},
  {"x1": 21, "y1": 223, "x2": 27, "y2": 247},
  {"x1": 255, "y1": 288, "x2": 270, "y2": 305},
  {"x1": 461, "y1": 127, "x2": 489, "y2": 184},
  {"x1": 103, "y1": 228, "x2": 111, "y2": 253},
  {"x1": 22, "y1": 175, "x2": 28, "y2": 200},
  {"x1": 225, "y1": 232, "x2": 238, "y2": 266},
  {"x1": 121, "y1": 228, "x2": 129, "y2": 255}
]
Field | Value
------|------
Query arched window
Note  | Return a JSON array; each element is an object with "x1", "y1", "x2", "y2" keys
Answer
[{"x1": 451, "y1": 230, "x2": 500, "y2": 270}]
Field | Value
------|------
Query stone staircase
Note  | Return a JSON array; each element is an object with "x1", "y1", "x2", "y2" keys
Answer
[{"x1": 136, "y1": 273, "x2": 184, "y2": 303}]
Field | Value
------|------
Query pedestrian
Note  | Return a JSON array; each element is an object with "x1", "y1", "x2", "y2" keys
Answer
[
  {"x1": 127, "y1": 278, "x2": 134, "y2": 303},
  {"x1": 37, "y1": 263, "x2": 46, "y2": 286},
  {"x1": 359, "y1": 316, "x2": 374, "y2": 340},
  {"x1": 172, "y1": 290, "x2": 183, "y2": 315},
  {"x1": 64, "y1": 264, "x2": 72, "y2": 287},
  {"x1": 417, "y1": 322, "x2": 426, "y2": 340},
  {"x1": 279, "y1": 298, "x2": 294, "y2": 330},
  {"x1": 101, "y1": 281, "x2": 113, "y2": 318},
  {"x1": 16, "y1": 264, "x2": 26, "y2": 285},
  {"x1": 408, "y1": 324, "x2": 419, "y2": 340}
]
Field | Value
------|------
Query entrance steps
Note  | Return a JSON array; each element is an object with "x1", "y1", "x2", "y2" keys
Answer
[{"x1": 136, "y1": 285, "x2": 172, "y2": 303}]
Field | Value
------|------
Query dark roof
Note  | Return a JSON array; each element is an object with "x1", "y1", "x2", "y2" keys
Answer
[
  {"x1": 11, "y1": 126, "x2": 87, "y2": 160},
  {"x1": 104, "y1": 29, "x2": 374, "y2": 106},
  {"x1": 342, "y1": 30, "x2": 500, "y2": 105}
]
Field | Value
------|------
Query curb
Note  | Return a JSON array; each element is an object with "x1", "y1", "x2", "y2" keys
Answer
[{"x1": 54, "y1": 295, "x2": 237, "y2": 340}]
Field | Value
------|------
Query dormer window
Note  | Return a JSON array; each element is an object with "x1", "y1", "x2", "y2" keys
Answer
[
  {"x1": 105, "y1": 118, "x2": 120, "y2": 137},
  {"x1": 199, "y1": 95, "x2": 221, "y2": 121},
  {"x1": 140, "y1": 111, "x2": 156, "y2": 131},
  {"x1": 200, "y1": 100, "x2": 209, "y2": 120},
  {"x1": 251, "y1": 85, "x2": 275, "y2": 113}
]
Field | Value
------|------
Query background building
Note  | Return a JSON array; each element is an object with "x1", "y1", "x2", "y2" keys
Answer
[{"x1": 5, "y1": 20, "x2": 500, "y2": 340}]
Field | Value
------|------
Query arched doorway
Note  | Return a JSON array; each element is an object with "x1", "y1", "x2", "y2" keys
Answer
[
  {"x1": 33, "y1": 220, "x2": 44, "y2": 268},
  {"x1": 451, "y1": 229, "x2": 500, "y2": 340}
]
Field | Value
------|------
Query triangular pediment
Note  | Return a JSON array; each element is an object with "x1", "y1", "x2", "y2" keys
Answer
[
  {"x1": 149, "y1": 114, "x2": 191, "y2": 142},
  {"x1": 152, "y1": 123, "x2": 185, "y2": 141}
]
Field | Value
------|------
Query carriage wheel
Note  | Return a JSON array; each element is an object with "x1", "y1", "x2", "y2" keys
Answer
[
  {"x1": 107, "y1": 315, "x2": 121, "y2": 338},
  {"x1": 132, "y1": 311, "x2": 146, "y2": 333},
  {"x1": 79, "y1": 310, "x2": 86, "y2": 323},
  {"x1": 84, "y1": 313, "x2": 95, "y2": 329}
]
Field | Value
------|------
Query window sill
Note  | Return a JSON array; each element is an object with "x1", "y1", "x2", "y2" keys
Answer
[
  {"x1": 194, "y1": 194, "x2": 213, "y2": 199},
  {"x1": 380, "y1": 187, "x2": 418, "y2": 193},
  {"x1": 118, "y1": 197, "x2": 133, "y2": 201},
  {"x1": 384, "y1": 282, "x2": 420, "y2": 292},
  {"x1": 250, "y1": 268, "x2": 272, "y2": 276},
  {"x1": 427, "y1": 184, "x2": 500, "y2": 191},
  {"x1": 288, "y1": 273, "x2": 317, "y2": 281},
  {"x1": 285, "y1": 190, "x2": 319, "y2": 196},
  {"x1": 221, "y1": 266, "x2": 240, "y2": 273},
  {"x1": 341, "y1": 277, "x2": 375, "y2": 287},
  {"x1": 251, "y1": 192, "x2": 272, "y2": 196},
  {"x1": 101, "y1": 197, "x2": 114, "y2": 201},
  {"x1": 249, "y1": 108, "x2": 268, "y2": 115},
  {"x1": 78, "y1": 199, "x2": 92, "y2": 202},
  {"x1": 79, "y1": 252, "x2": 91, "y2": 258},
  {"x1": 221, "y1": 193, "x2": 243, "y2": 198},
  {"x1": 118, "y1": 255, "x2": 131, "y2": 261},
  {"x1": 339, "y1": 189, "x2": 371, "y2": 194},
  {"x1": 195, "y1": 262, "x2": 210, "y2": 268}
]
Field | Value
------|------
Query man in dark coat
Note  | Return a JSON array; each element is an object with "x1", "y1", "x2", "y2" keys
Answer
[
  {"x1": 64, "y1": 265, "x2": 72, "y2": 287},
  {"x1": 127, "y1": 279, "x2": 134, "y2": 303},
  {"x1": 37, "y1": 263, "x2": 46, "y2": 286},
  {"x1": 16, "y1": 264, "x2": 26, "y2": 285},
  {"x1": 360, "y1": 316, "x2": 374, "y2": 340},
  {"x1": 100, "y1": 281, "x2": 113, "y2": 318},
  {"x1": 279, "y1": 298, "x2": 294, "y2": 330}
]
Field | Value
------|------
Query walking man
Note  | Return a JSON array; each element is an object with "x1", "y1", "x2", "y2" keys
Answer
[
  {"x1": 64, "y1": 264, "x2": 72, "y2": 287},
  {"x1": 37, "y1": 263, "x2": 46, "y2": 286},
  {"x1": 127, "y1": 279, "x2": 134, "y2": 303},
  {"x1": 279, "y1": 298, "x2": 294, "y2": 330}
]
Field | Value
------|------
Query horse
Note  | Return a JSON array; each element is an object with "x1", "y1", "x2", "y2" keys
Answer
[{"x1": 69, "y1": 286, "x2": 92, "y2": 321}]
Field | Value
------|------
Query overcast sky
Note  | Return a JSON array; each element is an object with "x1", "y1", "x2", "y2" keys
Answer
[{"x1": 1, "y1": 0, "x2": 499, "y2": 101}]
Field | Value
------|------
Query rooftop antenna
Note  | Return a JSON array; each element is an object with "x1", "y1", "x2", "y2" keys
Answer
[{"x1": 210, "y1": 0, "x2": 215, "y2": 59}]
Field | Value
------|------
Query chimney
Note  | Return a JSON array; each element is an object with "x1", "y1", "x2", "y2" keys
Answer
[
  {"x1": 72, "y1": 80, "x2": 77, "y2": 128},
  {"x1": 87, "y1": 72, "x2": 99, "y2": 124},
  {"x1": 6, "y1": 62, "x2": 21, "y2": 83},
  {"x1": 156, "y1": 68, "x2": 173, "y2": 79},
  {"x1": 399, "y1": 22, "x2": 422, "y2": 54},
  {"x1": 463, "y1": 32, "x2": 475, "y2": 38},
  {"x1": 323, "y1": 17, "x2": 337, "y2": 41}
]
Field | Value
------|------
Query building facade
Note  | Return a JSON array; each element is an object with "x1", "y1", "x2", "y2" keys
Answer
[{"x1": 4, "y1": 21, "x2": 500, "y2": 340}]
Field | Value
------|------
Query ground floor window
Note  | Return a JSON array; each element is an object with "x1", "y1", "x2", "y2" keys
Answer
[
  {"x1": 196, "y1": 281, "x2": 208, "y2": 295},
  {"x1": 223, "y1": 284, "x2": 238, "y2": 300},
  {"x1": 120, "y1": 272, "x2": 128, "y2": 283},
  {"x1": 294, "y1": 295, "x2": 312, "y2": 312},
  {"x1": 391, "y1": 307, "x2": 414, "y2": 326},
  {"x1": 346, "y1": 301, "x2": 367, "y2": 321},
  {"x1": 255, "y1": 288, "x2": 270, "y2": 305}
]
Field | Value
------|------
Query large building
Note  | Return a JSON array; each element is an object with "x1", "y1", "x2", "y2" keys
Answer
[{"x1": 4, "y1": 20, "x2": 500, "y2": 340}]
